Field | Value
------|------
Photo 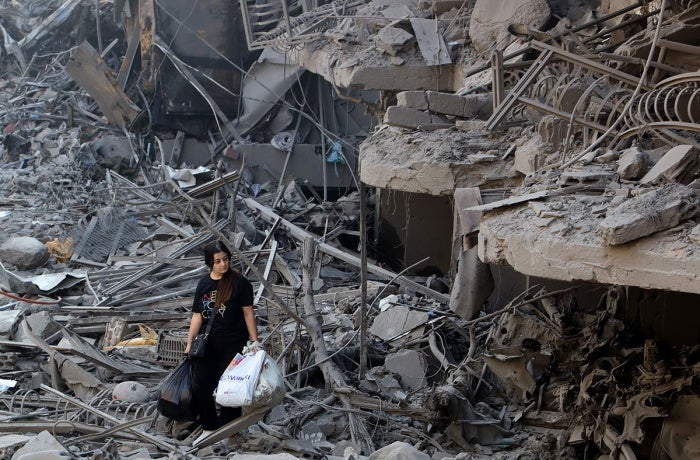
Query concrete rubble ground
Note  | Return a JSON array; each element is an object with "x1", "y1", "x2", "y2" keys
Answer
[{"x1": 0, "y1": 0, "x2": 699, "y2": 459}]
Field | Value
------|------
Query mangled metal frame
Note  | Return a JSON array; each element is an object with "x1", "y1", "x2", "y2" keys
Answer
[
  {"x1": 238, "y1": 0, "x2": 366, "y2": 51},
  {"x1": 486, "y1": 5, "x2": 700, "y2": 152}
]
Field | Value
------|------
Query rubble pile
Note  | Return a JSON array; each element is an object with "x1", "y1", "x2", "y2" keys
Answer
[{"x1": 0, "y1": 0, "x2": 699, "y2": 459}]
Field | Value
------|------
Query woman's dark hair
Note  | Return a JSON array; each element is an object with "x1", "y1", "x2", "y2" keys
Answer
[
  {"x1": 203, "y1": 241, "x2": 231, "y2": 268},
  {"x1": 203, "y1": 241, "x2": 240, "y2": 309}
]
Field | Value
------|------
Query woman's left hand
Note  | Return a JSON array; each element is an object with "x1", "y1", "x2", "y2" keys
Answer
[{"x1": 244, "y1": 340, "x2": 262, "y2": 354}]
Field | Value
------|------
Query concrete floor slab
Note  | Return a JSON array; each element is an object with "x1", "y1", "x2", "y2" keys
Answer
[
  {"x1": 360, "y1": 127, "x2": 521, "y2": 195},
  {"x1": 290, "y1": 42, "x2": 458, "y2": 91},
  {"x1": 478, "y1": 196, "x2": 700, "y2": 294}
]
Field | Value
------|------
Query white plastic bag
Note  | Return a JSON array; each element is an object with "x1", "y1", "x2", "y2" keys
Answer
[
  {"x1": 249, "y1": 355, "x2": 285, "y2": 409},
  {"x1": 215, "y1": 350, "x2": 266, "y2": 407}
]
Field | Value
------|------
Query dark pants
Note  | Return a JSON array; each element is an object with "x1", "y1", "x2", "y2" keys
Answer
[{"x1": 192, "y1": 335, "x2": 246, "y2": 430}]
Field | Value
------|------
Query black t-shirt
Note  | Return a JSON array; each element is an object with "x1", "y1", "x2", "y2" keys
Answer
[{"x1": 191, "y1": 274, "x2": 254, "y2": 340}]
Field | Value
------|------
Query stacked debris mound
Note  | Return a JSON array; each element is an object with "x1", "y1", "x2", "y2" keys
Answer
[{"x1": 439, "y1": 286, "x2": 699, "y2": 459}]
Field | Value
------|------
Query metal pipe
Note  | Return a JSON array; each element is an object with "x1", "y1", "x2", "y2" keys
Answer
[{"x1": 95, "y1": 0, "x2": 103, "y2": 53}]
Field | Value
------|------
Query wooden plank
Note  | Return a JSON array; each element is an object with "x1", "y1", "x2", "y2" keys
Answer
[
  {"x1": 410, "y1": 18, "x2": 451, "y2": 66},
  {"x1": 65, "y1": 42, "x2": 140, "y2": 129},
  {"x1": 117, "y1": 23, "x2": 141, "y2": 88},
  {"x1": 138, "y1": 0, "x2": 156, "y2": 90}
]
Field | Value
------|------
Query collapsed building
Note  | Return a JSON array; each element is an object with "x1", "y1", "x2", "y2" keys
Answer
[{"x1": 0, "y1": 0, "x2": 699, "y2": 459}]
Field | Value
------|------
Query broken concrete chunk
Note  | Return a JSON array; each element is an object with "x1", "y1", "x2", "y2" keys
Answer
[
  {"x1": 426, "y1": 91, "x2": 466, "y2": 117},
  {"x1": 537, "y1": 115, "x2": 569, "y2": 146},
  {"x1": 376, "y1": 26, "x2": 414, "y2": 56},
  {"x1": 617, "y1": 146, "x2": 648, "y2": 180},
  {"x1": 410, "y1": 18, "x2": 452, "y2": 65},
  {"x1": 381, "y1": 5, "x2": 415, "y2": 19},
  {"x1": 455, "y1": 119, "x2": 487, "y2": 132},
  {"x1": 332, "y1": 441, "x2": 363, "y2": 457},
  {"x1": 0, "y1": 434, "x2": 32, "y2": 456},
  {"x1": 23, "y1": 312, "x2": 58, "y2": 341},
  {"x1": 514, "y1": 136, "x2": 548, "y2": 175},
  {"x1": 368, "y1": 441, "x2": 431, "y2": 460},
  {"x1": 468, "y1": 0, "x2": 551, "y2": 53},
  {"x1": 599, "y1": 184, "x2": 699, "y2": 245},
  {"x1": 0, "y1": 236, "x2": 49, "y2": 270},
  {"x1": 0, "y1": 310, "x2": 22, "y2": 337},
  {"x1": 396, "y1": 91, "x2": 428, "y2": 110},
  {"x1": 369, "y1": 304, "x2": 428, "y2": 342},
  {"x1": 385, "y1": 349, "x2": 428, "y2": 390},
  {"x1": 559, "y1": 166, "x2": 616, "y2": 187},
  {"x1": 384, "y1": 106, "x2": 431, "y2": 128},
  {"x1": 416, "y1": 92, "x2": 494, "y2": 119},
  {"x1": 690, "y1": 224, "x2": 700, "y2": 244},
  {"x1": 10, "y1": 430, "x2": 69, "y2": 460},
  {"x1": 462, "y1": 94, "x2": 494, "y2": 119},
  {"x1": 383, "y1": 106, "x2": 451, "y2": 129},
  {"x1": 640, "y1": 145, "x2": 699, "y2": 185},
  {"x1": 596, "y1": 150, "x2": 620, "y2": 163},
  {"x1": 359, "y1": 367, "x2": 406, "y2": 401}
]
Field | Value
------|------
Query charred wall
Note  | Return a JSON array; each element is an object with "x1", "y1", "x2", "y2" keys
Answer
[
  {"x1": 376, "y1": 189, "x2": 453, "y2": 276},
  {"x1": 154, "y1": 0, "x2": 249, "y2": 117}
]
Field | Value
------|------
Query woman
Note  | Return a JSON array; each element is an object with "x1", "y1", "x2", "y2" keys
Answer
[{"x1": 185, "y1": 241, "x2": 258, "y2": 445}]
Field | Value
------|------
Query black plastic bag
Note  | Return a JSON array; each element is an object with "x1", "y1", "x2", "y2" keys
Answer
[{"x1": 157, "y1": 358, "x2": 197, "y2": 420}]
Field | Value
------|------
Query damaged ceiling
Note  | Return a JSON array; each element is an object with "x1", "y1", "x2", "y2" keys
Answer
[{"x1": 0, "y1": 0, "x2": 699, "y2": 459}]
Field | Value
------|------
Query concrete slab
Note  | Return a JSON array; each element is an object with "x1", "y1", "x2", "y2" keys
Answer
[
  {"x1": 559, "y1": 166, "x2": 617, "y2": 187},
  {"x1": 426, "y1": 91, "x2": 465, "y2": 117},
  {"x1": 599, "y1": 184, "x2": 698, "y2": 245},
  {"x1": 455, "y1": 120, "x2": 487, "y2": 132},
  {"x1": 478, "y1": 192, "x2": 700, "y2": 294},
  {"x1": 385, "y1": 349, "x2": 428, "y2": 390},
  {"x1": 384, "y1": 106, "x2": 433, "y2": 128},
  {"x1": 515, "y1": 136, "x2": 549, "y2": 175},
  {"x1": 290, "y1": 45, "x2": 457, "y2": 91},
  {"x1": 617, "y1": 146, "x2": 648, "y2": 180},
  {"x1": 396, "y1": 91, "x2": 428, "y2": 110},
  {"x1": 0, "y1": 236, "x2": 49, "y2": 270},
  {"x1": 368, "y1": 441, "x2": 431, "y2": 460},
  {"x1": 410, "y1": 18, "x2": 451, "y2": 65},
  {"x1": 10, "y1": 430, "x2": 69, "y2": 460},
  {"x1": 376, "y1": 26, "x2": 413, "y2": 56},
  {"x1": 641, "y1": 145, "x2": 698, "y2": 185},
  {"x1": 0, "y1": 310, "x2": 22, "y2": 336},
  {"x1": 369, "y1": 304, "x2": 428, "y2": 342},
  {"x1": 0, "y1": 434, "x2": 30, "y2": 451},
  {"x1": 360, "y1": 128, "x2": 521, "y2": 195},
  {"x1": 469, "y1": 0, "x2": 551, "y2": 53}
]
